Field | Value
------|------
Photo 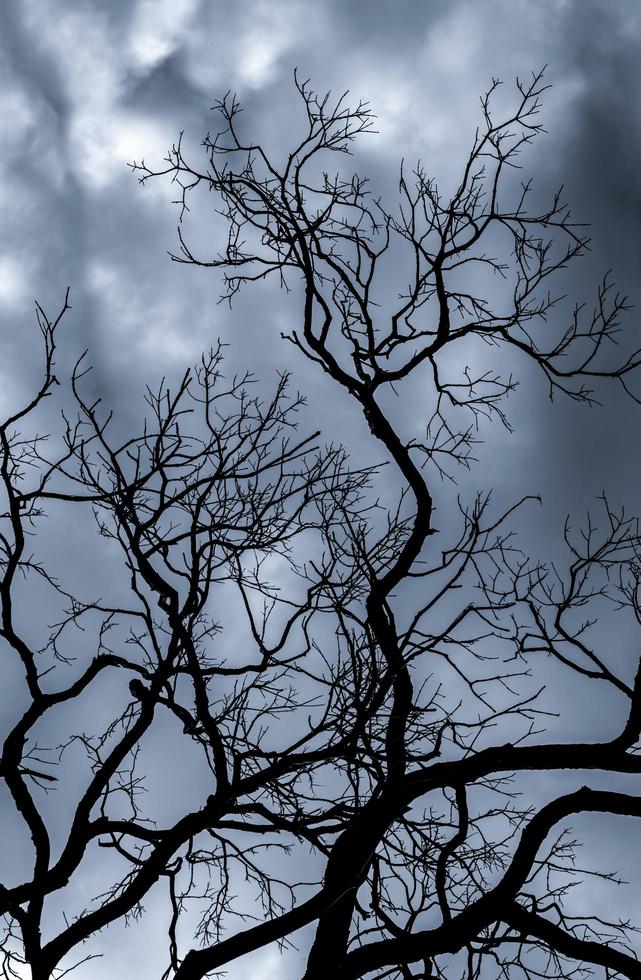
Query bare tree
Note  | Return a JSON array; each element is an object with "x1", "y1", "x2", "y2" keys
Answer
[
  {"x1": 3, "y1": 70, "x2": 641, "y2": 979},
  {"x1": 0, "y1": 298, "x2": 375, "y2": 978}
]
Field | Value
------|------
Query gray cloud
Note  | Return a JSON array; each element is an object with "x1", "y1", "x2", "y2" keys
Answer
[{"x1": 1, "y1": 1, "x2": 641, "y2": 976}]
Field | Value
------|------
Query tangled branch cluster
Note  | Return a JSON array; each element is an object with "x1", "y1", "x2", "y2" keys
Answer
[{"x1": 1, "y1": 71, "x2": 641, "y2": 979}]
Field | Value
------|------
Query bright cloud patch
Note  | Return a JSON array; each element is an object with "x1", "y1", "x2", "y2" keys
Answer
[
  {"x1": 86, "y1": 258, "x2": 209, "y2": 366},
  {"x1": 128, "y1": 0, "x2": 199, "y2": 70},
  {"x1": 0, "y1": 255, "x2": 30, "y2": 310}
]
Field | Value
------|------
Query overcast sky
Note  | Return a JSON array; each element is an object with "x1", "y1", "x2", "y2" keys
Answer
[
  {"x1": 1, "y1": 0, "x2": 640, "y2": 515},
  {"x1": 1, "y1": 1, "x2": 641, "y2": 977}
]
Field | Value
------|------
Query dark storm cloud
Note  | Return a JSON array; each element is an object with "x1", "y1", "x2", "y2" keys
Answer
[
  {"x1": 1, "y1": 2, "x2": 641, "y2": 976},
  {"x1": 507, "y1": 1, "x2": 641, "y2": 536}
]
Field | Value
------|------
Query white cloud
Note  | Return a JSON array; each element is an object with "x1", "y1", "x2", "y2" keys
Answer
[
  {"x1": 14, "y1": 0, "x2": 325, "y2": 191},
  {"x1": 352, "y1": 0, "x2": 587, "y2": 181},
  {"x1": 0, "y1": 85, "x2": 37, "y2": 157},
  {"x1": 0, "y1": 255, "x2": 31, "y2": 311},
  {"x1": 236, "y1": 0, "x2": 304, "y2": 89},
  {"x1": 243, "y1": 948, "x2": 285, "y2": 980},
  {"x1": 73, "y1": 108, "x2": 171, "y2": 191},
  {"x1": 128, "y1": 0, "x2": 200, "y2": 71},
  {"x1": 86, "y1": 258, "x2": 210, "y2": 367},
  {"x1": 182, "y1": 0, "x2": 325, "y2": 93},
  {"x1": 21, "y1": 2, "x2": 123, "y2": 108},
  {"x1": 19, "y1": 2, "x2": 126, "y2": 188},
  {"x1": 17, "y1": 1, "x2": 174, "y2": 190}
]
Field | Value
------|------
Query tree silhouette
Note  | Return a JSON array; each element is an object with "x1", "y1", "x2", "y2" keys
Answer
[{"x1": 2, "y1": 71, "x2": 641, "y2": 979}]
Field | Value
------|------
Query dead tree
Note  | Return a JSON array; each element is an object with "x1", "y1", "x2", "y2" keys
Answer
[
  {"x1": 132, "y1": 71, "x2": 641, "y2": 979},
  {"x1": 2, "y1": 69, "x2": 641, "y2": 980},
  {"x1": 0, "y1": 300, "x2": 377, "y2": 978}
]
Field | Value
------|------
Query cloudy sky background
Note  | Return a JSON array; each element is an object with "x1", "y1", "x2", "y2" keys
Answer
[
  {"x1": 1, "y1": 1, "x2": 641, "y2": 977},
  {"x1": 1, "y1": 0, "x2": 641, "y2": 517}
]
